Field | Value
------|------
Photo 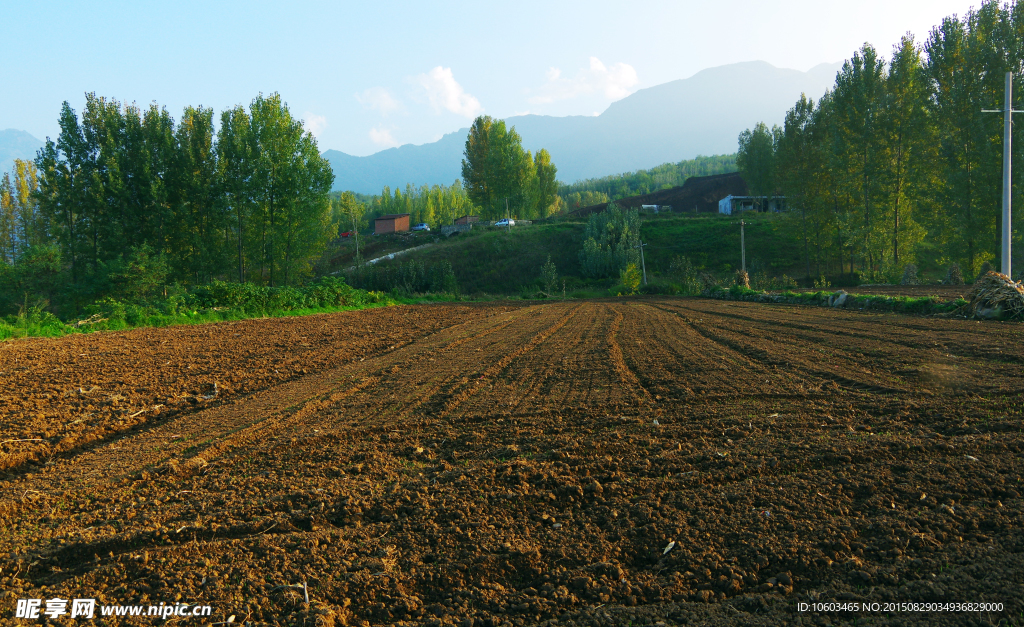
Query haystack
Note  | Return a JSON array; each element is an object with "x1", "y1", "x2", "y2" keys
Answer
[
  {"x1": 959, "y1": 271, "x2": 1024, "y2": 319},
  {"x1": 735, "y1": 269, "x2": 750, "y2": 289}
]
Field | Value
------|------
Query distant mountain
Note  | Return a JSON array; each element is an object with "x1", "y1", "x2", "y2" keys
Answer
[
  {"x1": 0, "y1": 129, "x2": 45, "y2": 176},
  {"x1": 322, "y1": 132, "x2": 467, "y2": 195},
  {"x1": 324, "y1": 60, "x2": 843, "y2": 194}
]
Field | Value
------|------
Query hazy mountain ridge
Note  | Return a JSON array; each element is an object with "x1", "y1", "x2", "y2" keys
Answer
[
  {"x1": 0, "y1": 129, "x2": 45, "y2": 177},
  {"x1": 324, "y1": 60, "x2": 842, "y2": 194},
  {"x1": 3, "y1": 61, "x2": 842, "y2": 194}
]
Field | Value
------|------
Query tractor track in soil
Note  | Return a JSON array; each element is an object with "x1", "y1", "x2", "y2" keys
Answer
[{"x1": 1, "y1": 297, "x2": 1022, "y2": 626}]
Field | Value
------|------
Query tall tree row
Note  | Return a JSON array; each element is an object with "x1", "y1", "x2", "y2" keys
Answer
[
  {"x1": 0, "y1": 159, "x2": 45, "y2": 264},
  {"x1": 461, "y1": 116, "x2": 561, "y2": 220},
  {"x1": 24, "y1": 92, "x2": 333, "y2": 291},
  {"x1": 371, "y1": 180, "x2": 477, "y2": 227},
  {"x1": 740, "y1": 0, "x2": 1024, "y2": 281},
  {"x1": 559, "y1": 154, "x2": 737, "y2": 203}
]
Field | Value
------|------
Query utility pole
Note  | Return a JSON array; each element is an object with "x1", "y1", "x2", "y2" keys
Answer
[
  {"x1": 982, "y1": 71, "x2": 1022, "y2": 278},
  {"x1": 739, "y1": 219, "x2": 747, "y2": 273},
  {"x1": 636, "y1": 241, "x2": 648, "y2": 285},
  {"x1": 504, "y1": 197, "x2": 511, "y2": 232}
]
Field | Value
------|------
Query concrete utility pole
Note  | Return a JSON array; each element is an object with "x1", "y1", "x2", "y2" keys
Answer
[
  {"x1": 739, "y1": 220, "x2": 747, "y2": 273},
  {"x1": 982, "y1": 71, "x2": 1022, "y2": 277},
  {"x1": 636, "y1": 241, "x2": 648, "y2": 285}
]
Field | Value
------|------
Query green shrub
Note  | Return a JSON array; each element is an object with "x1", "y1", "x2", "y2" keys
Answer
[
  {"x1": 667, "y1": 255, "x2": 704, "y2": 295},
  {"x1": 347, "y1": 260, "x2": 458, "y2": 295},
  {"x1": 750, "y1": 270, "x2": 798, "y2": 291},
  {"x1": 540, "y1": 255, "x2": 558, "y2": 292},
  {"x1": 616, "y1": 263, "x2": 642, "y2": 296},
  {"x1": 579, "y1": 203, "x2": 641, "y2": 278}
]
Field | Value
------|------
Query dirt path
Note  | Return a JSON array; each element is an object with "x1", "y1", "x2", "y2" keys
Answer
[{"x1": 1, "y1": 299, "x2": 1021, "y2": 626}]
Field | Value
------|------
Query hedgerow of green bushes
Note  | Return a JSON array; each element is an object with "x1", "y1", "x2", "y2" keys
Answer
[
  {"x1": 0, "y1": 277, "x2": 392, "y2": 340},
  {"x1": 702, "y1": 284, "x2": 968, "y2": 315},
  {"x1": 346, "y1": 260, "x2": 458, "y2": 296}
]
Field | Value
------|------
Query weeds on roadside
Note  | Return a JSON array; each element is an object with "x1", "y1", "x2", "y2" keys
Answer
[{"x1": 1, "y1": 277, "x2": 396, "y2": 341}]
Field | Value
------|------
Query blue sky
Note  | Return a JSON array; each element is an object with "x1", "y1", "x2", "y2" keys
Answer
[{"x1": 1, "y1": 0, "x2": 980, "y2": 156}]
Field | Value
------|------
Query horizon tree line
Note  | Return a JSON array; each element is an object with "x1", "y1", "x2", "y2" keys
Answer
[
  {"x1": 0, "y1": 92, "x2": 335, "y2": 309},
  {"x1": 739, "y1": 0, "x2": 1024, "y2": 281}
]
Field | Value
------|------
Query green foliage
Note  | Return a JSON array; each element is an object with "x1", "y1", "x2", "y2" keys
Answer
[
  {"x1": 187, "y1": 276, "x2": 386, "y2": 313},
  {"x1": 0, "y1": 299, "x2": 66, "y2": 340},
  {"x1": 540, "y1": 255, "x2": 558, "y2": 292},
  {"x1": 667, "y1": 255, "x2": 704, "y2": 295},
  {"x1": 461, "y1": 116, "x2": 493, "y2": 213},
  {"x1": 347, "y1": 260, "x2": 458, "y2": 295},
  {"x1": 30, "y1": 91, "x2": 333, "y2": 290},
  {"x1": 461, "y1": 116, "x2": 557, "y2": 220},
  {"x1": 531, "y1": 149, "x2": 560, "y2": 217},
  {"x1": 737, "y1": 122, "x2": 781, "y2": 209},
  {"x1": 0, "y1": 159, "x2": 44, "y2": 264},
  {"x1": 388, "y1": 221, "x2": 584, "y2": 295},
  {"x1": 578, "y1": 203, "x2": 641, "y2": 277},
  {"x1": 0, "y1": 274, "x2": 393, "y2": 341},
  {"x1": 617, "y1": 263, "x2": 642, "y2": 296},
  {"x1": 102, "y1": 244, "x2": 170, "y2": 302},
  {"x1": 369, "y1": 181, "x2": 476, "y2": 230},
  {"x1": 757, "y1": 5, "x2": 1024, "y2": 282},
  {"x1": 749, "y1": 270, "x2": 798, "y2": 291},
  {"x1": 0, "y1": 244, "x2": 63, "y2": 314},
  {"x1": 558, "y1": 154, "x2": 738, "y2": 204},
  {"x1": 78, "y1": 276, "x2": 390, "y2": 331},
  {"x1": 561, "y1": 190, "x2": 610, "y2": 211}
]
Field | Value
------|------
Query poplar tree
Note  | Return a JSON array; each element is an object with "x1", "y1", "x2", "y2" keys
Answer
[
  {"x1": 461, "y1": 116, "x2": 493, "y2": 211},
  {"x1": 462, "y1": 115, "x2": 558, "y2": 219},
  {"x1": 532, "y1": 149, "x2": 559, "y2": 218},
  {"x1": 879, "y1": 35, "x2": 932, "y2": 270},
  {"x1": 216, "y1": 104, "x2": 254, "y2": 282},
  {"x1": 0, "y1": 160, "x2": 45, "y2": 263},
  {"x1": 736, "y1": 122, "x2": 779, "y2": 211},
  {"x1": 171, "y1": 105, "x2": 223, "y2": 282},
  {"x1": 36, "y1": 102, "x2": 92, "y2": 281}
]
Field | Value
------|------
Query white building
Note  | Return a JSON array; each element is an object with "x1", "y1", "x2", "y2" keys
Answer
[{"x1": 718, "y1": 195, "x2": 785, "y2": 215}]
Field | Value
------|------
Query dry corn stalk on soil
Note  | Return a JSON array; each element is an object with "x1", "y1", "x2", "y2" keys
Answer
[
  {"x1": 1, "y1": 299, "x2": 1022, "y2": 626},
  {"x1": 960, "y1": 271, "x2": 1024, "y2": 320}
]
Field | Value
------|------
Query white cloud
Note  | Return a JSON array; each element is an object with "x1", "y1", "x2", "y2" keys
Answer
[
  {"x1": 303, "y1": 112, "x2": 327, "y2": 138},
  {"x1": 414, "y1": 66, "x2": 483, "y2": 118},
  {"x1": 369, "y1": 126, "x2": 400, "y2": 148},
  {"x1": 529, "y1": 57, "x2": 639, "y2": 105},
  {"x1": 356, "y1": 87, "x2": 401, "y2": 115}
]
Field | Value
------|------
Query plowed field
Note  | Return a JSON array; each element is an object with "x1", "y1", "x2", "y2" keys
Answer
[{"x1": 2, "y1": 299, "x2": 1022, "y2": 626}]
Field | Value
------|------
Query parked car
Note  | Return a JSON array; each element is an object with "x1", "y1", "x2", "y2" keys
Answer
[
  {"x1": 494, "y1": 218, "x2": 515, "y2": 227},
  {"x1": 411, "y1": 223, "x2": 430, "y2": 231},
  {"x1": 339, "y1": 231, "x2": 354, "y2": 238}
]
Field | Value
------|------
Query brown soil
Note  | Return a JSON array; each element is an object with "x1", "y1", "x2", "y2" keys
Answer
[{"x1": 1, "y1": 299, "x2": 1021, "y2": 626}]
